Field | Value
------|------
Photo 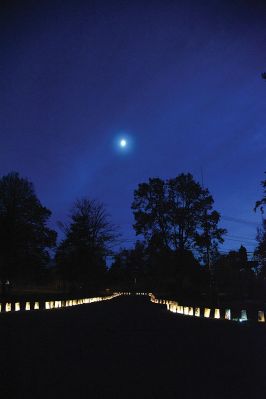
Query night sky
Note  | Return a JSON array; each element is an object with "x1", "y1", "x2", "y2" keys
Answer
[{"x1": 1, "y1": 0, "x2": 266, "y2": 255}]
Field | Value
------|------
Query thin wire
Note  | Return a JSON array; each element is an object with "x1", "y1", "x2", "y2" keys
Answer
[{"x1": 222, "y1": 215, "x2": 258, "y2": 226}]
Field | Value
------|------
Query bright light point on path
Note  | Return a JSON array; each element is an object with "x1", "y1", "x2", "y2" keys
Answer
[{"x1": 120, "y1": 139, "x2": 127, "y2": 148}]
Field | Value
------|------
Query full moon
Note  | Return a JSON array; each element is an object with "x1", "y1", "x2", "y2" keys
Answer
[{"x1": 120, "y1": 139, "x2": 127, "y2": 148}]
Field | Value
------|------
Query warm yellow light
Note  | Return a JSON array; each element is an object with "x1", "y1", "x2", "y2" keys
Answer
[
  {"x1": 258, "y1": 311, "x2": 265, "y2": 322},
  {"x1": 184, "y1": 306, "x2": 189, "y2": 315},
  {"x1": 204, "y1": 308, "x2": 211, "y2": 318},
  {"x1": 25, "y1": 302, "x2": 31, "y2": 311},
  {"x1": 195, "y1": 307, "x2": 200, "y2": 317},
  {"x1": 5, "y1": 303, "x2": 11, "y2": 312},
  {"x1": 214, "y1": 309, "x2": 220, "y2": 319},
  {"x1": 45, "y1": 301, "x2": 50, "y2": 310},
  {"x1": 34, "y1": 302, "x2": 39, "y2": 310},
  {"x1": 170, "y1": 303, "x2": 177, "y2": 313},
  {"x1": 15, "y1": 302, "x2": 20, "y2": 311},
  {"x1": 188, "y1": 307, "x2": 193, "y2": 316}
]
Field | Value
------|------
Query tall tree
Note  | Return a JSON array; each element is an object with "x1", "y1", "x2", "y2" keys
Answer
[
  {"x1": 167, "y1": 174, "x2": 203, "y2": 251},
  {"x1": 254, "y1": 173, "x2": 266, "y2": 277},
  {"x1": 254, "y1": 219, "x2": 266, "y2": 277},
  {"x1": 131, "y1": 178, "x2": 170, "y2": 248},
  {"x1": 132, "y1": 173, "x2": 225, "y2": 256},
  {"x1": 0, "y1": 172, "x2": 57, "y2": 284},
  {"x1": 239, "y1": 245, "x2": 248, "y2": 267},
  {"x1": 56, "y1": 198, "x2": 118, "y2": 289},
  {"x1": 194, "y1": 196, "x2": 226, "y2": 267},
  {"x1": 132, "y1": 173, "x2": 226, "y2": 298}
]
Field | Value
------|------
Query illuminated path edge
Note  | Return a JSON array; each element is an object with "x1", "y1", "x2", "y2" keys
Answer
[
  {"x1": 0, "y1": 292, "x2": 265, "y2": 324},
  {"x1": 148, "y1": 293, "x2": 266, "y2": 324}
]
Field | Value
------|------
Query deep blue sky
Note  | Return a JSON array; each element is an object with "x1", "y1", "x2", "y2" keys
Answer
[{"x1": 1, "y1": 0, "x2": 266, "y2": 255}]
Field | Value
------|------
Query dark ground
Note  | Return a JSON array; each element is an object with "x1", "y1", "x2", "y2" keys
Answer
[{"x1": 1, "y1": 295, "x2": 266, "y2": 399}]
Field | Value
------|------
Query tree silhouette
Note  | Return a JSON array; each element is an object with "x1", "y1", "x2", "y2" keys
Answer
[
  {"x1": 167, "y1": 174, "x2": 204, "y2": 251},
  {"x1": 131, "y1": 173, "x2": 225, "y2": 296},
  {"x1": 214, "y1": 246, "x2": 254, "y2": 300},
  {"x1": 132, "y1": 178, "x2": 170, "y2": 248},
  {"x1": 239, "y1": 245, "x2": 248, "y2": 267},
  {"x1": 194, "y1": 200, "x2": 226, "y2": 265},
  {"x1": 254, "y1": 219, "x2": 266, "y2": 278},
  {"x1": 56, "y1": 198, "x2": 119, "y2": 290},
  {"x1": 0, "y1": 172, "x2": 56, "y2": 286},
  {"x1": 109, "y1": 241, "x2": 148, "y2": 290},
  {"x1": 254, "y1": 173, "x2": 266, "y2": 282},
  {"x1": 132, "y1": 173, "x2": 225, "y2": 256}
]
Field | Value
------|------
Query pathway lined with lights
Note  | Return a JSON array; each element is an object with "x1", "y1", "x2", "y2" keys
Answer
[
  {"x1": 1, "y1": 294, "x2": 265, "y2": 398},
  {"x1": 1, "y1": 290, "x2": 265, "y2": 324},
  {"x1": 0, "y1": 292, "x2": 125, "y2": 314},
  {"x1": 148, "y1": 293, "x2": 266, "y2": 323}
]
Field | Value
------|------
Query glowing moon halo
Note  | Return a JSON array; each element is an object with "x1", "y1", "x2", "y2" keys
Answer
[{"x1": 120, "y1": 139, "x2": 127, "y2": 148}]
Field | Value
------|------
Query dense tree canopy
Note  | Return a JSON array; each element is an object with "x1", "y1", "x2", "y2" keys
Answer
[
  {"x1": 131, "y1": 173, "x2": 226, "y2": 260},
  {"x1": 254, "y1": 219, "x2": 266, "y2": 276},
  {"x1": 214, "y1": 245, "x2": 254, "y2": 299},
  {"x1": 254, "y1": 173, "x2": 266, "y2": 276},
  {"x1": 0, "y1": 172, "x2": 56, "y2": 283},
  {"x1": 56, "y1": 198, "x2": 118, "y2": 289},
  {"x1": 0, "y1": 169, "x2": 263, "y2": 302},
  {"x1": 109, "y1": 241, "x2": 148, "y2": 289}
]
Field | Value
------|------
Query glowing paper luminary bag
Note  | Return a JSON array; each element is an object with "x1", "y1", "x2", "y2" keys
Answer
[
  {"x1": 240, "y1": 310, "x2": 248, "y2": 322},
  {"x1": 194, "y1": 307, "x2": 200, "y2": 317},
  {"x1": 214, "y1": 309, "x2": 220, "y2": 319},
  {"x1": 258, "y1": 311, "x2": 265, "y2": 322},
  {"x1": 188, "y1": 307, "x2": 194, "y2": 316},
  {"x1": 5, "y1": 303, "x2": 12, "y2": 312},
  {"x1": 225, "y1": 309, "x2": 231, "y2": 320}
]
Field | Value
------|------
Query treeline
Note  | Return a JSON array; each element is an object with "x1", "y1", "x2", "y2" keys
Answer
[
  {"x1": 0, "y1": 171, "x2": 266, "y2": 302},
  {"x1": 110, "y1": 174, "x2": 264, "y2": 302},
  {"x1": 0, "y1": 172, "x2": 117, "y2": 294}
]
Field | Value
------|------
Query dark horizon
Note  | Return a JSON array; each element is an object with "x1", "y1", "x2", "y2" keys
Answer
[{"x1": 1, "y1": 0, "x2": 265, "y2": 254}]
